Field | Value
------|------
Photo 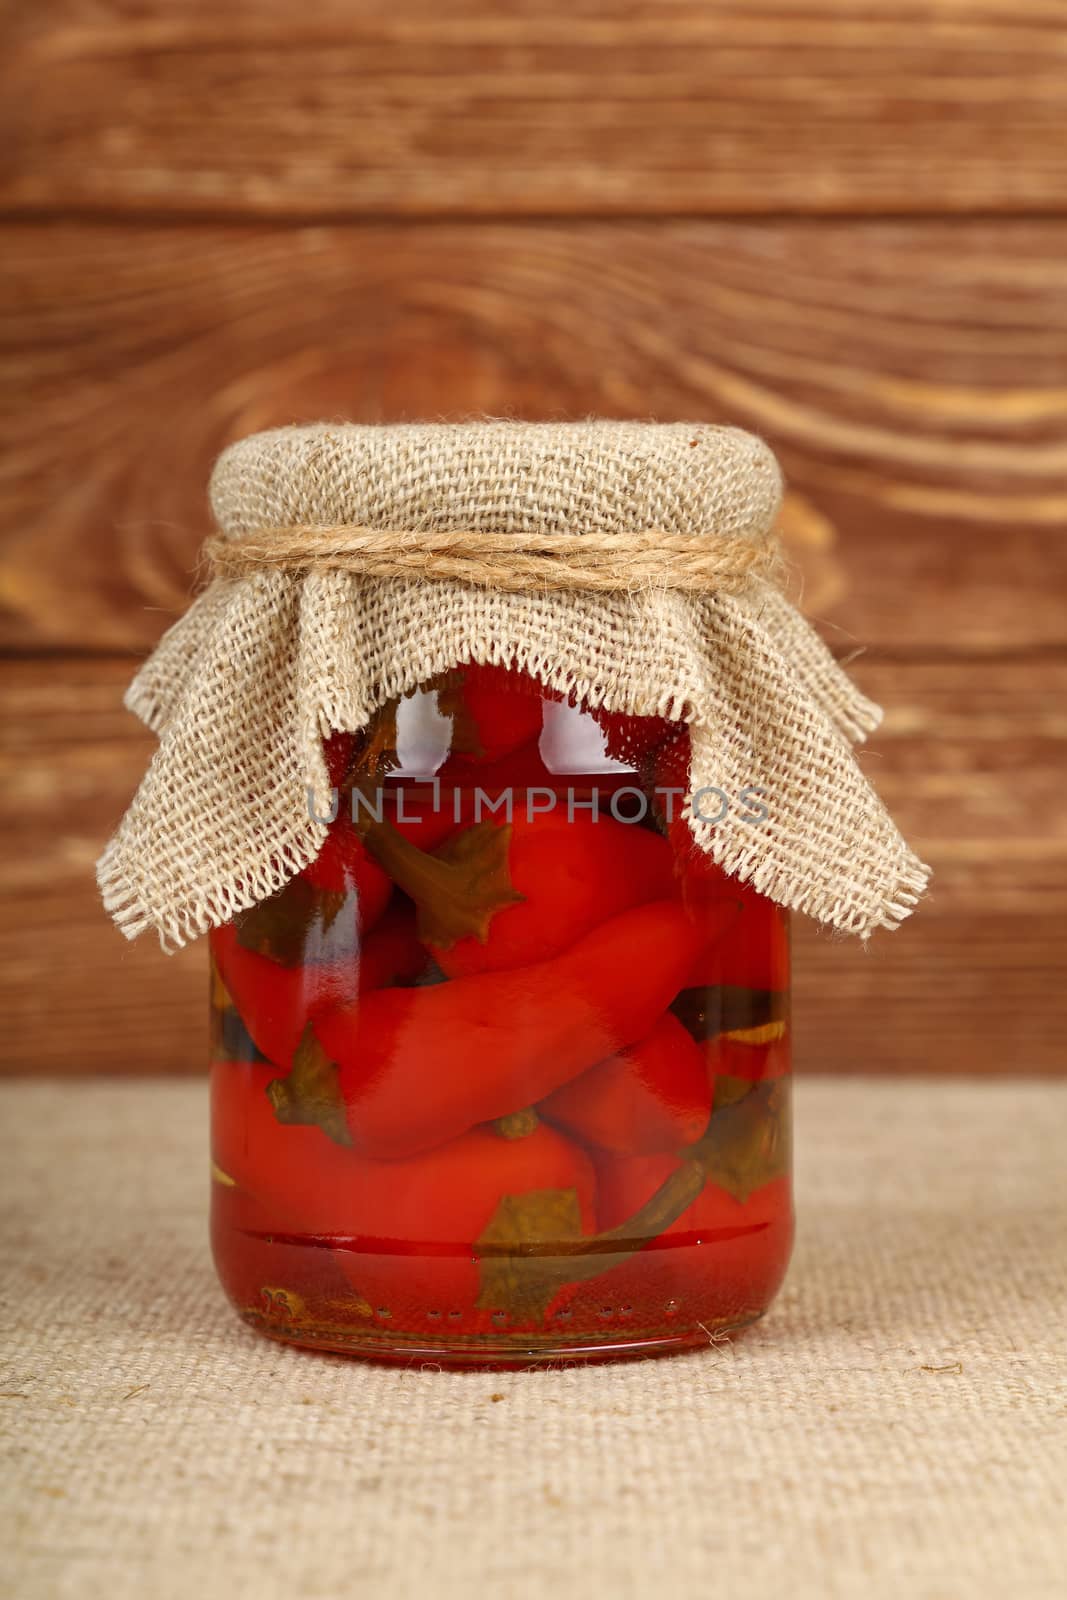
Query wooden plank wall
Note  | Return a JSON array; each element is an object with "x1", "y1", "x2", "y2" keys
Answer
[{"x1": 2, "y1": 2, "x2": 1065, "y2": 1075}]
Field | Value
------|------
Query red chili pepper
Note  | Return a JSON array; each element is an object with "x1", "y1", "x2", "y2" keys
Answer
[
  {"x1": 685, "y1": 894, "x2": 789, "y2": 992},
  {"x1": 652, "y1": 729, "x2": 790, "y2": 990},
  {"x1": 333, "y1": 1119, "x2": 597, "y2": 1322},
  {"x1": 301, "y1": 731, "x2": 397, "y2": 913},
  {"x1": 210, "y1": 925, "x2": 357, "y2": 1070},
  {"x1": 434, "y1": 742, "x2": 553, "y2": 793},
  {"x1": 590, "y1": 1151, "x2": 793, "y2": 1324},
  {"x1": 301, "y1": 817, "x2": 392, "y2": 923},
  {"x1": 353, "y1": 901, "x2": 426, "y2": 992},
  {"x1": 652, "y1": 729, "x2": 736, "y2": 891},
  {"x1": 212, "y1": 1060, "x2": 352, "y2": 1234},
  {"x1": 434, "y1": 810, "x2": 675, "y2": 977},
  {"x1": 539, "y1": 1013, "x2": 711, "y2": 1154},
  {"x1": 211, "y1": 1061, "x2": 595, "y2": 1322},
  {"x1": 210, "y1": 902, "x2": 425, "y2": 1070},
  {"x1": 442, "y1": 664, "x2": 545, "y2": 766},
  {"x1": 312, "y1": 899, "x2": 697, "y2": 1157},
  {"x1": 388, "y1": 790, "x2": 461, "y2": 850}
]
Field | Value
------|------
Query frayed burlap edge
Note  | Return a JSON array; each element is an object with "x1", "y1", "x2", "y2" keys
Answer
[{"x1": 97, "y1": 569, "x2": 927, "y2": 950}]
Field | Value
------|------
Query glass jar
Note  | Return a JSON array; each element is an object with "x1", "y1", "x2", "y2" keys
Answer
[{"x1": 209, "y1": 663, "x2": 792, "y2": 1364}]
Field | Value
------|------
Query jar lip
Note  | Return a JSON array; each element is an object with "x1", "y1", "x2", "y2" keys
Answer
[{"x1": 208, "y1": 419, "x2": 783, "y2": 547}]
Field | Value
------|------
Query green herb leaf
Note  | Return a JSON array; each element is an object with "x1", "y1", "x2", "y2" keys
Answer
[
  {"x1": 266, "y1": 1027, "x2": 352, "y2": 1148},
  {"x1": 475, "y1": 1084, "x2": 790, "y2": 1320},
  {"x1": 493, "y1": 1108, "x2": 541, "y2": 1140},
  {"x1": 476, "y1": 1187, "x2": 587, "y2": 1320},
  {"x1": 475, "y1": 1158, "x2": 709, "y2": 1321},
  {"x1": 711, "y1": 1073, "x2": 757, "y2": 1112},
  {"x1": 359, "y1": 816, "x2": 524, "y2": 951},
  {"x1": 689, "y1": 1079, "x2": 791, "y2": 1202}
]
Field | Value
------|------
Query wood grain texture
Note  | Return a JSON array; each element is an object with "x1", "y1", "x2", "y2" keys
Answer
[
  {"x1": 2, "y1": 656, "x2": 1063, "y2": 1076},
  {"x1": 3, "y1": 3, "x2": 1064, "y2": 1076},
  {"x1": 0, "y1": 658, "x2": 205, "y2": 1074},
  {"x1": 5, "y1": 1, "x2": 1067, "y2": 217},
  {"x1": 2, "y1": 218, "x2": 1066, "y2": 651}
]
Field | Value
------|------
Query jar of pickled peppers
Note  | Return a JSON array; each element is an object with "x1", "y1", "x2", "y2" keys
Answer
[
  {"x1": 209, "y1": 666, "x2": 792, "y2": 1361},
  {"x1": 99, "y1": 420, "x2": 927, "y2": 1366}
]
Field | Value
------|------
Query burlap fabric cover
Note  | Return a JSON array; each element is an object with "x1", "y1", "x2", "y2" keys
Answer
[{"x1": 97, "y1": 421, "x2": 928, "y2": 948}]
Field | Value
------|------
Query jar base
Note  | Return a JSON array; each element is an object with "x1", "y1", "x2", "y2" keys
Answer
[
  {"x1": 212, "y1": 1191, "x2": 791, "y2": 1367},
  {"x1": 233, "y1": 1303, "x2": 765, "y2": 1367}
]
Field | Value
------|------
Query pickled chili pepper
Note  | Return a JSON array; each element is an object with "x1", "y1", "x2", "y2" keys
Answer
[
  {"x1": 300, "y1": 900, "x2": 697, "y2": 1158},
  {"x1": 474, "y1": 1124, "x2": 709, "y2": 1324},
  {"x1": 578, "y1": 1082, "x2": 793, "y2": 1322},
  {"x1": 434, "y1": 810, "x2": 676, "y2": 976},
  {"x1": 211, "y1": 1060, "x2": 596, "y2": 1318},
  {"x1": 469, "y1": 1082, "x2": 794, "y2": 1324},
  {"x1": 211, "y1": 924, "x2": 358, "y2": 1070},
  {"x1": 210, "y1": 902, "x2": 425, "y2": 1070},
  {"x1": 388, "y1": 790, "x2": 461, "y2": 850},
  {"x1": 684, "y1": 892, "x2": 789, "y2": 993},
  {"x1": 332, "y1": 1120, "x2": 598, "y2": 1318},
  {"x1": 539, "y1": 1013, "x2": 711, "y2": 1155},
  {"x1": 437, "y1": 663, "x2": 545, "y2": 766},
  {"x1": 353, "y1": 901, "x2": 427, "y2": 991},
  {"x1": 302, "y1": 815, "x2": 392, "y2": 921},
  {"x1": 597, "y1": 1080, "x2": 791, "y2": 1217},
  {"x1": 212, "y1": 1059, "x2": 361, "y2": 1234},
  {"x1": 652, "y1": 728, "x2": 790, "y2": 990},
  {"x1": 592, "y1": 1153, "x2": 792, "y2": 1323}
]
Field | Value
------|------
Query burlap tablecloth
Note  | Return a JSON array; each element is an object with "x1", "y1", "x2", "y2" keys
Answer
[{"x1": 2, "y1": 1078, "x2": 1064, "y2": 1600}]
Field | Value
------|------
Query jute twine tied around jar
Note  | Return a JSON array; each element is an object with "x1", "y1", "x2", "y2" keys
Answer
[
  {"x1": 98, "y1": 420, "x2": 929, "y2": 949},
  {"x1": 202, "y1": 523, "x2": 781, "y2": 594}
]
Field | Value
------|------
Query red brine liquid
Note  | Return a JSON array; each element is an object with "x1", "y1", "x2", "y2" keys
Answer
[{"x1": 209, "y1": 665, "x2": 793, "y2": 1363}]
